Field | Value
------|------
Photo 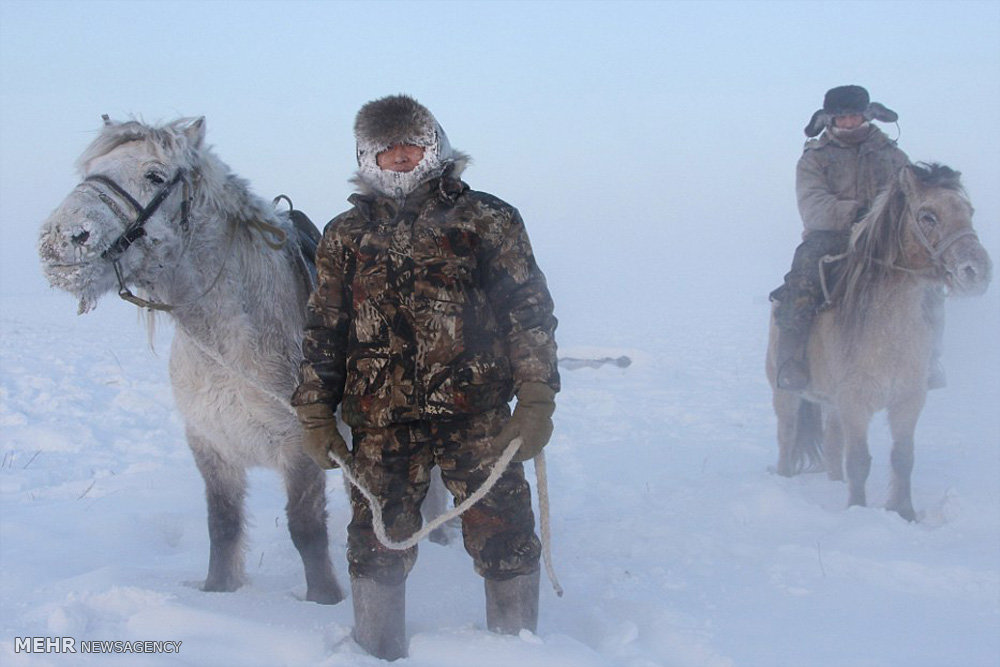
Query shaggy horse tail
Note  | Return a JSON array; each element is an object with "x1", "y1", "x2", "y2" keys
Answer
[{"x1": 793, "y1": 399, "x2": 824, "y2": 474}]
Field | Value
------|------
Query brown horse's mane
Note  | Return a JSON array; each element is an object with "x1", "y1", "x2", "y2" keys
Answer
[{"x1": 832, "y1": 163, "x2": 964, "y2": 344}]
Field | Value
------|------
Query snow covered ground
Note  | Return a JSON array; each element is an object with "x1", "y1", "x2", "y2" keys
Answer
[{"x1": 1, "y1": 284, "x2": 998, "y2": 666}]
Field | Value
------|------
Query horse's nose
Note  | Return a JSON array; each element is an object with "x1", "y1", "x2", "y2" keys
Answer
[
  {"x1": 955, "y1": 254, "x2": 992, "y2": 294},
  {"x1": 71, "y1": 230, "x2": 90, "y2": 246}
]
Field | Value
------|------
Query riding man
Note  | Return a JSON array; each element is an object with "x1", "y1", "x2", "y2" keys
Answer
[
  {"x1": 772, "y1": 85, "x2": 915, "y2": 390},
  {"x1": 292, "y1": 95, "x2": 559, "y2": 661}
]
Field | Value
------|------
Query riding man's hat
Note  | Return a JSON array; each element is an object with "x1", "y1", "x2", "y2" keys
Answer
[
  {"x1": 804, "y1": 85, "x2": 899, "y2": 138},
  {"x1": 354, "y1": 94, "x2": 458, "y2": 197}
]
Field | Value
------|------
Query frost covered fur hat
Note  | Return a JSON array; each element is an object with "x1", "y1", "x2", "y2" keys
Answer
[
  {"x1": 804, "y1": 85, "x2": 899, "y2": 138},
  {"x1": 354, "y1": 94, "x2": 462, "y2": 196}
]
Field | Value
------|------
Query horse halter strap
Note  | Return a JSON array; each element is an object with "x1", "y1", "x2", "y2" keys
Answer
[
  {"x1": 85, "y1": 170, "x2": 190, "y2": 311},
  {"x1": 88, "y1": 170, "x2": 188, "y2": 263},
  {"x1": 907, "y1": 203, "x2": 979, "y2": 265}
]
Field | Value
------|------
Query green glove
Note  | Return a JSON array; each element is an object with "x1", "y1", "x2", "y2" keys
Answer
[
  {"x1": 296, "y1": 403, "x2": 351, "y2": 470},
  {"x1": 496, "y1": 382, "x2": 556, "y2": 462}
]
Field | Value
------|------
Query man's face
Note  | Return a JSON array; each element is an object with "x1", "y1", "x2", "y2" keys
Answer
[
  {"x1": 833, "y1": 114, "x2": 865, "y2": 130},
  {"x1": 376, "y1": 144, "x2": 426, "y2": 172}
]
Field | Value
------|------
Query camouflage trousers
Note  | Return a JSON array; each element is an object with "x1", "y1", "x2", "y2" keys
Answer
[
  {"x1": 346, "y1": 408, "x2": 541, "y2": 585},
  {"x1": 771, "y1": 230, "x2": 850, "y2": 334}
]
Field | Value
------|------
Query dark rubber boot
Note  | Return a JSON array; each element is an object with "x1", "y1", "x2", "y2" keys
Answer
[
  {"x1": 485, "y1": 569, "x2": 540, "y2": 635},
  {"x1": 351, "y1": 577, "x2": 407, "y2": 661},
  {"x1": 776, "y1": 327, "x2": 810, "y2": 391}
]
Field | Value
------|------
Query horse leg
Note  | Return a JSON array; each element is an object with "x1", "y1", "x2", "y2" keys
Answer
[
  {"x1": 886, "y1": 393, "x2": 925, "y2": 522},
  {"x1": 822, "y1": 408, "x2": 844, "y2": 481},
  {"x1": 839, "y1": 411, "x2": 872, "y2": 509},
  {"x1": 283, "y1": 448, "x2": 345, "y2": 604},
  {"x1": 773, "y1": 388, "x2": 800, "y2": 477},
  {"x1": 188, "y1": 430, "x2": 247, "y2": 592}
]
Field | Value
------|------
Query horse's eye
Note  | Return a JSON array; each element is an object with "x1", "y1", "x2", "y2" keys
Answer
[
  {"x1": 145, "y1": 171, "x2": 166, "y2": 185},
  {"x1": 919, "y1": 212, "x2": 938, "y2": 227}
]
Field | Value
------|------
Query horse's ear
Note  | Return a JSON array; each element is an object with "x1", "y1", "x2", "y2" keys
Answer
[
  {"x1": 899, "y1": 164, "x2": 921, "y2": 200},
  {"x1": 182, "y1": 117, "x2": 206, "y2": 149}
]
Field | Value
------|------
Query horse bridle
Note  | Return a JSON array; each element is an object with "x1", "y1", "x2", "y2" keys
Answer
[
  {"x1": 84, "y1": 170, "x2": 191, "y2": 311},
  {"x1": 907, "y1": 203, "x2": 979, "y2": 267},
  {"x1": 819, "y1": 199, "x2": 980, "y2": 305}
]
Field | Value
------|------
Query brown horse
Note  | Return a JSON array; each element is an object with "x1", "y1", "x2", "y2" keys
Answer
[{"x1": 767, "y1": 163, "x2": 992, "y2": 521}]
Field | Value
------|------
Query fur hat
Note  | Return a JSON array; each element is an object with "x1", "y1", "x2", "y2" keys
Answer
[
  {"x1": 804, "y1": 85, "x2": 899, "y2": 138},
  {"x1": 354, "y1": 94, "x2": 458, "y2": 196}
]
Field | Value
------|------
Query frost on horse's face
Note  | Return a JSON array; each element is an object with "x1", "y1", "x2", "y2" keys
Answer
[{"x1": 38, "y1": 123, "x2": 199, "y2": 314}]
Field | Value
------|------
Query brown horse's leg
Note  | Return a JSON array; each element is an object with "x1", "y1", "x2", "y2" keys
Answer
[
  {"x1": 822, "y1": 409, "x2": 844, "y2": 481},
  {"x1": 839, "y1": 410, "x2": 873, "y2": 509},
  {"x1": 772, "y1": 388, "x2": 800, "y2": 476},
  {"x1": 886, "y1": 393, "x2": 925, "y2": 522}
]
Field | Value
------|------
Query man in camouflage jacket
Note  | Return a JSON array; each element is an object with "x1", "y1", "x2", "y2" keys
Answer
[
  {"x1": 771, "y1": 85, "x2": 912, "y2": 390},
  {"x1": 292, "y1": 95, "x2": 559, "y2": 660}
]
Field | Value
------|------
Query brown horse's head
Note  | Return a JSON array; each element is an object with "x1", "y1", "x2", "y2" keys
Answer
[
  {"x1": 840, "y1": 164, "x2": 992, "y2": 322},
  {"x1": 897, "y1": 163, "x2": 992, "y2": 295}
]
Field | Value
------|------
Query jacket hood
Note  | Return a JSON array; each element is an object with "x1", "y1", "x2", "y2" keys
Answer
[{"x1": 353, "y1": 94, "x2": 469, "y2": 197}]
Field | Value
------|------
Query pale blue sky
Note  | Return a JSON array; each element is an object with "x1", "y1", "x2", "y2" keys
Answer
[{"x1": 2, "y1": 0, "x2": 998, "y2": 341}]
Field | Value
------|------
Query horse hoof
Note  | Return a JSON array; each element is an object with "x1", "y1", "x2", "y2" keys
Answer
[
  {"x1": 202, "y1": 578, "x2": 242, "y2": 593},
  {"x1": 307, "y1": 585, "x2": 346, "y2": 605},
  {"x1": 888, "y1": 506, "x2": 917, "y2": 522}
]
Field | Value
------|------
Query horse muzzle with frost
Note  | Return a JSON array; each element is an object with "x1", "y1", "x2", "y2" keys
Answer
[
  {"x1": 941, "y1": 235, "x2": 992, "y2": 296},
  {"x1": 38, "y1": 184, "x2": 133, "y2": 313}
]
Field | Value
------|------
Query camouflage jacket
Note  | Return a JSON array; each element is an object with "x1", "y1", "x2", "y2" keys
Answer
[
  {"x1": 292, "y1": 175, "x2": 559, "y2": 429},
  {"x1": 796, "y1": 125, "x2": 909, "y2": 236}
]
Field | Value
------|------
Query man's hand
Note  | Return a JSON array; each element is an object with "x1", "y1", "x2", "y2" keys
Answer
[
  {"x1": 296, "y1": 403, "x2": 351, "y2": 469},
  {"x1": 495, "y1": 382, "x2": 556, "y2": 462}
]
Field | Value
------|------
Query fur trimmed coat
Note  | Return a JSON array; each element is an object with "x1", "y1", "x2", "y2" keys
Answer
[{"x1": 796, "y1": 125, "x2": 909, "y2": 236}]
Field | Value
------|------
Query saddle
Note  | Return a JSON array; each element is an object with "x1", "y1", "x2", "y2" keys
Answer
[{"x1": 273, "y1": 195, "x2": 322, "y2": 298}]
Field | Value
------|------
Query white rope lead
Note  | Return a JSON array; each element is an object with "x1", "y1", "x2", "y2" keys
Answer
[
  {"x1": 534, "y1": 449, "x2": 564, "y2": 597},
  {"x1": 327, "y1": 437, "x2": 521, "y2": 551}
]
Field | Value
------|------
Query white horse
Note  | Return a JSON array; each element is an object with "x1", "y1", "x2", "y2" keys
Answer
[{"x1": 38, "y1": 116, "x2": 347, "y2": 602}]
